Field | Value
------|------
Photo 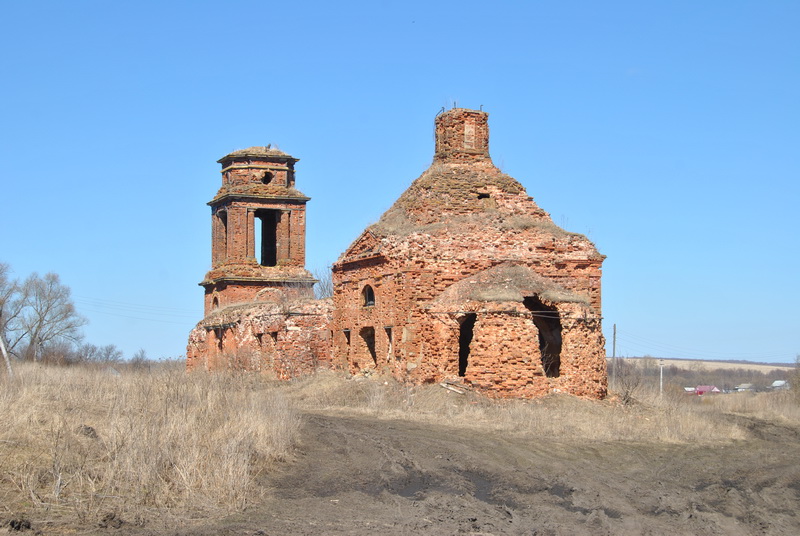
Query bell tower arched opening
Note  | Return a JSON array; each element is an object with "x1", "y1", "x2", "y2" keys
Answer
[{"x1": 199, "y1": 146, "x2": 316, "y2": 317}]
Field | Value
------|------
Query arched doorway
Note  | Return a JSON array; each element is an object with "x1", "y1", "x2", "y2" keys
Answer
[{"x1": 524, "y1": 296, "x2": 562, "y2": 377}]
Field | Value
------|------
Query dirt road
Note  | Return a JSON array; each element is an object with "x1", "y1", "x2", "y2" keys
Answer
[{"x1": 175, "y1": 410, "x2": 800, "y2": 535}]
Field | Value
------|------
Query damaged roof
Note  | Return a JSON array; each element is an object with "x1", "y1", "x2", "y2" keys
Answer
[{"x1": 430, "y1": 264, "x2": 590, "y2": 307}]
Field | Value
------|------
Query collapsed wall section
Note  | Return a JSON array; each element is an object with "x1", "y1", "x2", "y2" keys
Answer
[{"x1": 187, "y1": 298, "x2": 333, "y2": 378}]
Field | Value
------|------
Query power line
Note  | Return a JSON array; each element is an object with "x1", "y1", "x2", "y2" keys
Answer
[
  {"x1": 78, "y1": 306, "x2": 193, "y2": 326},
  {"x1": 75, "y1": 295, "x2": 196, "y2": 316},
  {"x1": 613, "y1": 329, "x2": 793, "y2": 361},
  {"x1": 73, "y1": 295, "x2": 199, "y2": 326}
]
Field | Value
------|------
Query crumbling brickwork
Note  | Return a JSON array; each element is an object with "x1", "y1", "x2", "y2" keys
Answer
[
  {"x1": 188, "y1": 109, "x2": 607, "y2": 399},
  {"x1": 331, "y1": 108, "x2": 607, "y2": 398},
  {"x1": 187, "y1": 146, "x2": 331, "y2": 376},
  {"x1": 186, "y1": 297, "x2": 332, "y2": 377},
  {"x1": 202, "y1": 146, "x2": 316, "y2": 315}
]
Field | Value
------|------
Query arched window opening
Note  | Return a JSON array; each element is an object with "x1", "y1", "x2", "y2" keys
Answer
[
  {"x1": 524, "y1": 296, "x2": 562, "y2": 378},
  {"x1": 261, "y1": 171, "x2": 274, "y2": 185},
  {"x1": 212, "y1": 296, "x2": 219, "y2": 310},
  {"x1": 458, "y1": 313, "x2": 477, "y2": 377},
  {"x1": 362, "y1": 285, "x2": 375, "y2": 307}
]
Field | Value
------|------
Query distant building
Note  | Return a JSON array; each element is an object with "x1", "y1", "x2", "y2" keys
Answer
[
  {"x1": 771, "y1": 380, "x2": 789, "y2": 390},
  {"x1": 735, "y1": 383, "x2": 755, "y2": 392},
  {"x1": 695, "y1": 385, "x2": 720, "y2": 395}
]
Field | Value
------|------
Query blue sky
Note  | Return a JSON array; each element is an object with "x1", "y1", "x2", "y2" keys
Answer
[{"x1": 1, "y1": 1, "x2": 797, "y2": 362}]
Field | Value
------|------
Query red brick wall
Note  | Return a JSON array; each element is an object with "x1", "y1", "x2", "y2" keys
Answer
[
  {"x1": 331, "y1": 108, "x2": 607, "y2": 398},
  {"x1": 200, "y1": 147, "x2": 316, "y2": 317},
  {"x1": 187, "y1": 298, "x2": 333, "y2": 378},
  {"x1": 331, "y1": 246, "x2": 606, "y2": 399}
]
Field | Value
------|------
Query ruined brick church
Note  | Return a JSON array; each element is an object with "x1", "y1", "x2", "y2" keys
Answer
[{"x1": 187, "y1": 108, "x2": 607, "y2": 398}]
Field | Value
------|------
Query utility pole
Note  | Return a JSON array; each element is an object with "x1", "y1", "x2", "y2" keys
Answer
[{"x1": 659, "y1": 358, "x2": 665, "y2": 397}]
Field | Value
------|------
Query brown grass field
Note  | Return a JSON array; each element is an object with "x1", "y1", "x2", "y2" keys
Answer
[
  {"x1": 622, "y1": 357, "x2": 795, "y2": 373},
  {"x1": 1, "y1": 361, "x2": 799, "y2": 534}
]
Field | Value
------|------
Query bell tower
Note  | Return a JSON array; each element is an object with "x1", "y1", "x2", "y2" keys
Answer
[{"x1": 200, "y1": 146, "x2": 316, "y2": 316}]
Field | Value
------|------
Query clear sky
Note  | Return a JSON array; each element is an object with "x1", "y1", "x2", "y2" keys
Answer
[{"x1": 1, "y1": 1, "x2": 797, "y2": 363}]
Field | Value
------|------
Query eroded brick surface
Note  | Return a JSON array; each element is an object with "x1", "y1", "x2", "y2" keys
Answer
[
  {"x1": 188, "y1": 109, "x2": 607, "y2": 398},
  {"x1": 187, "y1": 146, "x2": 327, "y2": 377},
  {"x1": 186, "y1": 298, "x2": 332, "y2": 378},
  {"x1": 331, "y1": 108, "x2": 607, "y2": 398}
]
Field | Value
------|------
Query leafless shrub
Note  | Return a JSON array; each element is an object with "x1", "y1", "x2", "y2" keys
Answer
[
  {"x1": 128, "y1": 348, "x2": 151, "y2": 371},
  {"x1": 614, "y1": 359, "x2": 643, "y2": 406},
  {"x1": 313, "y1": 266, "x2": 333, "y2": 299}
]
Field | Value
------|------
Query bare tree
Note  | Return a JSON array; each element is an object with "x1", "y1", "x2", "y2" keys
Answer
[
  {"x1": 0, "y1": 264, "x2": 25, "y2": 352},
  {"x1": 129, "y1": 348, "x2": 151, "y2": 371},
  {"x1": 313, "y1": 266, "x2": 334, "y2": 299},
  {"x1": 74, "y1": 342, "x2": 123, "y2": 364},
  {"x1": 11, "y1": 272, "x2": 87, "y2": 361},
  {"x1": 0, "y1": 263, "x2": 23, "y2": 376},
  {"x1": 0, "y1": 330, "x2": 12, "y2": 379}
]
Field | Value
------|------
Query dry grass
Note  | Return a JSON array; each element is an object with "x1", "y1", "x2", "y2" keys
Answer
[
  {"x1": 284, "y1": 370, "x2": 759, "y2": 443},
  {"x1": 703, "y1": 390, "x2": 800, "y2": 424},
  {"x1": 3, "y1": 364, "x2": 798, "y2": 525},
  {"x1": 0, "y1": 362, "x2": 300, "y2": 523}
]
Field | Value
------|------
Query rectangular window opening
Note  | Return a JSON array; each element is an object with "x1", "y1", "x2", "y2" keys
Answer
[
  {"x1": 255, "y1": 209, "x2": 279, "y2": 266},
  {"x1": 384, "y1": 327, "x2": 393, "y2": 361},
  {"x1": 218, "y1": 211, "x2": 228, "y2": 262},
  {"x1": 215, "y1": 328, "x2": 224, "y2": 353},
  {"x1": 360, "y1": 327, "x2": 377, "y2": 365}
]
